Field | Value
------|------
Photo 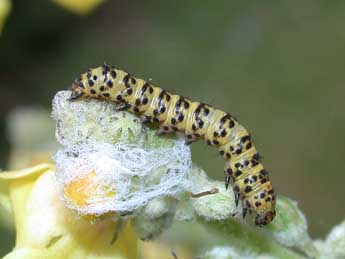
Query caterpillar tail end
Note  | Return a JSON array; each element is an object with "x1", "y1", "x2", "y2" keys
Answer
[
  {"x1": 69, "y1": 91, "x2": 84, "y2": 101},
  {"x1": 69, "y1": 82, "x2": 85, "y2": 101}
]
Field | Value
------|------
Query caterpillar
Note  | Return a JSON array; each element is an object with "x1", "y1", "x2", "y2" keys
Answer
[{"x1": 69, "y1": 65, "x2": 276, "y2": 226}]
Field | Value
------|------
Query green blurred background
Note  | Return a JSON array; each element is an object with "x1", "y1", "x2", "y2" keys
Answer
[{"x1": 1, "y1": 0, "x2": 345, "y2": 256}]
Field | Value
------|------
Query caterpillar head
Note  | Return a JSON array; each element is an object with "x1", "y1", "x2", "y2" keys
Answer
[
  {"x1": 255, "y1": 209, "x2": 276, "y2": 227},
  {"x1": 252, "y1": 190, "x2": 277, "y2": 226}
]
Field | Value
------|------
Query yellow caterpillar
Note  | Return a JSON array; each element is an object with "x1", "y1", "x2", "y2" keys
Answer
[{"x1": 69, "y1": 65, "x2": 276, "y2": 226}]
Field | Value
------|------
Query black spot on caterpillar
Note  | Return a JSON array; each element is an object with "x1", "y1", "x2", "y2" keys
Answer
[{"x1": 69, "y1": 65, "x2": 276, "y2": 226}]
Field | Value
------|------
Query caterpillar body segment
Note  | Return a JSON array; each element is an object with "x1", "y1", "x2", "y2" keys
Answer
[{"x1": 70, "y1": 65, "x2": 276, "y2": 226}]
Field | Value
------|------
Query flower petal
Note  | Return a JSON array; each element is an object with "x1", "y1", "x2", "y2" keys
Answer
[
  {"x1": 0, "y1": 0, "x2": 11, "y2": 34},
  {"x1": 52, "y1": 0, "x2": 105, "y2": 15},
  {"x1": 0, "y1": 163, "x2": 54, "y2": 181},
  {"x1": 2, "y1": 164, "x2": 137, "y2": 259}
]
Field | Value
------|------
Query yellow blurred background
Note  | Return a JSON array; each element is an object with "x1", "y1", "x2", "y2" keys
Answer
[{"x1": 1, "y1": 0, "x2": 345, "y2": 256}]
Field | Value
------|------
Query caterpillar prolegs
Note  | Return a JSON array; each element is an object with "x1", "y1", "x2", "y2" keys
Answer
[{"x1": 69, "y1": 65, "x2": 277, "y2": 226}]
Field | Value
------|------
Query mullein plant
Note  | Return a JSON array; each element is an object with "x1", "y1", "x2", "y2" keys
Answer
[{"x1": 0, "y1": 91, "x2": 344, "y2": 259}]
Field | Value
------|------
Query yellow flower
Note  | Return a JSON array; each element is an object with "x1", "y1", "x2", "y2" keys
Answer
[
  {"x1": 52, "y1": 0, "x2": 105, "y2": 15},
  {"x1": 0, "y1": 163, "x2": 138, "y2": 259},
  {"x1": 0, "y1": 0, "x2": 11, "y2": 34}
]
